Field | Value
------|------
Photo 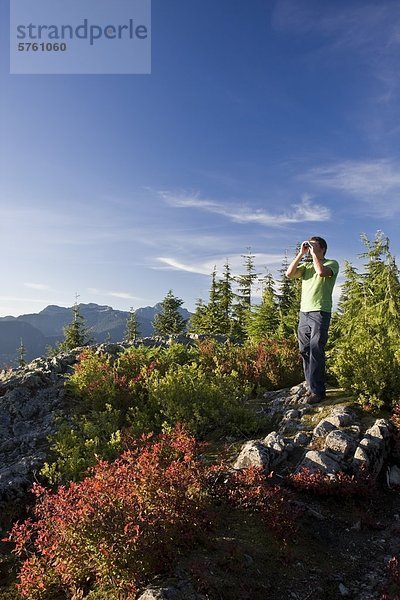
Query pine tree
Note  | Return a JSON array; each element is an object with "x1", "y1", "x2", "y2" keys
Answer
[
  {"x1": 231, "y1": 249, "x2": 260, "y2": 340},
  {"x1": 124, "y1": 307, "x2": 140, "y2": 342},
  {"x1": 331, "y1": 231, "x2": 400, "y2": 407},
  {"x1": 214, "y1": 260, "x2": 235, "y2": 335},
  {"x1": 59, "y1": 299, "x2": 92, "y2": 352},
  {"x1": 17, "y1": 338, "x2": 27, "y2": 368},
  {"x1": 198, "y1": 267, "x2": 229, "y2": 335},
  {"x1": 246, "y1": 272, "x2": 279, "y2": 342},
  {"x1": 234, "y1": 248, "x2": 259, "y2": 308},
  {"x1": 190, "y1": 262, "x2": 234, "y2": 336},
  {"x1": 189, "y1": 298, "x2": 208, "y2": 334},
  {"x1": 205, "y1": 267, "x2": 222, "y2": 334},
  {"x1": 153, "y1": 290, "x2": 187, "y2": 336}
]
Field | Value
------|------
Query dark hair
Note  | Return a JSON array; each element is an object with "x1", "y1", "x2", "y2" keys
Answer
[{"x1": 310, "y1": 236, "x2": 327, "y2": 255}]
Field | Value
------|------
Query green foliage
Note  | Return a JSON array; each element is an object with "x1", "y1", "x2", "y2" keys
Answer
[
  {"x1": 189, "y1": 297, "x2": 209, "y2": 334},
  {"x1": 189, "y1": 264, "x2": 235, "y2": 335},
  {"x1": 276, "y1": 253, "x2": 302, "y2": 339},
  {"x1": 124, "y1": 307, "x2": 140, "y2": 342},
  {"x1": 190, "y1": 251, "x2": 303, "y2": 342},
  {"x1": 47, "y1": 347, "x2": 159, "y2": 482},
  {"x1": 17, "y1": 338, "x2": 27, "y2": 368},
  {"x1": 330, "y1": 232, "x2": 400, "y2": 408},
  {"x1": 234, "y1": 248, "x2": 259, "y2": 309},
  {"x1": 153, "y1": 290, "x2": 187, "y2": 335},
  {"x1": 41, "y1": 406, "x2": 123, "y2": 485},
  {"x1": 58, "y1": 301, "x2": 92, "y2": 352},
  {"x1": 44, "y1": 338, "x2": 301, "y2": 483},
  {"x1": 146, "y1": 363, "x2": 254, "y2": 436},
  {"x1": 196, "y1": 338, "x2": 302, "y2": 394},
  {"x1": 246, "y1": 273, "x2": 279, "y2": 342}
]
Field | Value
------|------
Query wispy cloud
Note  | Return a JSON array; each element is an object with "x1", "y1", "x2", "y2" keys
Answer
[
  {"x1": 304, "y1": 159, "x2": 400, "y2": 216},
  {"x1": 24, "y1": 283, "x2": 51, "y2": 291},
  {"x1": 160, "y1": 191, "x2": 330, "y2": 226},
  {"x1": 87, "y1": 288, "x2": 139, "y2": 301},
  {"x1": 155, "y1": 253, "x2": 284, "y2": 276},
  {"x1": 155, "y1": 258, "x2": 210, "y2": 275}
]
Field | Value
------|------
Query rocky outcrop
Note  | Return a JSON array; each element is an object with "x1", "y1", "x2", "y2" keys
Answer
[
  {"x1": 234, "y1": 385, "x2": 396, "y2": 480},
  {"x1": 0, "y1": 350, "x2": 82, "y2": 499}
]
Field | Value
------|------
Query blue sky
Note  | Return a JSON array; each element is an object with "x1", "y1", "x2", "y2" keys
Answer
[{"x1": 1, "y1": 0, "x2": 400, "y2": 316}]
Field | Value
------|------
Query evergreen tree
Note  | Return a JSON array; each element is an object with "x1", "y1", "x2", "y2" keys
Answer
[
  {"x1": 17, "y1": 338, "x2": 27, "y2": 368},
  {"x1": 190, "y1": 262, "x2": 234, "y2": 336},
  {"x1": 189, "y1": 298, "x2": 208, "y2": 334},
  {"x1": 276, "y1": 252, "x2": 301, "y2": 338},
  {"x1": 153, "y1": 290, "x2": 187, "y2": 336},
  {"x1": 231, "y1": 249, "x2": 260, "y2": 340},
  {"x1": 331, "y1": 231, "x2": 400, "y2": 407},
  {"x1": 234, "y1": 248, "x2": 259, "y2": 308},
  {"x1": 215, "y1": 259, "x2": 235, "y2": 334},
  {"x1": 59, "y1": 299, "x2": 92, "y2": 352},
  {"x1": 246, "y1": 272, "x2": 279, "y2": 342},
  {"x1": 205, "y1": 267, "x2": 223, "y2": 334},
  {"x1": 124, "y1": 307, "x2": 140, "y2": 342},
  {"x1": 196, "y1": 267, "x2": 230, "y2": 335}
]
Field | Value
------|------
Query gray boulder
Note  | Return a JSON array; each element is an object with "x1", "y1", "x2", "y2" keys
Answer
[
  {"x1": 233, "y1": 441, "x2": 272, "y2": 472},
  {"x1": 325, "y1": 429, "x2": 357, "y2": 460},
  {"x1": 300, "y1": 450, "x2": 342, "y2": 476}
]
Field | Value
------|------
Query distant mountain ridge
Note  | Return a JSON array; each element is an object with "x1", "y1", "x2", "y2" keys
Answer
[{"x1": 0, "y1": 303, "x2": 191, "y2": 367}]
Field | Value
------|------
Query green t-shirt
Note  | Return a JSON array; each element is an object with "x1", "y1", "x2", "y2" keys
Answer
[{"x1": 298, "y1": 258, "x2": 339, "y2": 313}]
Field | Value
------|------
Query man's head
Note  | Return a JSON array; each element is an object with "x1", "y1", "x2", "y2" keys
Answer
[{"x1": 309, "y1": 236, "x2": 327, "y2": 256}]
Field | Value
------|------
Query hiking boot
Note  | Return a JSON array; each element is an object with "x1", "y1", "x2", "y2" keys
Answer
[{"x1": 307, "y1": 393, "x2": 326, "y2": 405}]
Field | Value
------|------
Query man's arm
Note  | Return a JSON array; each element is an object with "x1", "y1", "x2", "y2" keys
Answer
[{"x1": 286, "y1": 241, "x2": 309, "y2": 279}]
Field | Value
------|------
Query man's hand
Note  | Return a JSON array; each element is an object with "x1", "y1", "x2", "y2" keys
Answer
[
  {"x1": 301, "y1": 240, "x2": 311, "y2": 256},
  {"x1": 307, "y1": 240, "x2": 318, "y2": 256}
]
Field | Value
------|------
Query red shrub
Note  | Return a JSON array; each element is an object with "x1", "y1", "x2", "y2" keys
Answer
[
  {"x1": 6, "y1": 425, "x2": 211, "y2": 598},
  {"x1": 289, "y1": 467, "x2": 376, "y2": 497},
  {"x1": 5, "y1": 427, "x2": 299, "y2": 598}
]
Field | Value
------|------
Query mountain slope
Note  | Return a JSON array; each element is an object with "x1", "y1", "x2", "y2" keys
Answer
[{"x1": 0, "y1": 303, "x2": 192, "y2": 367}]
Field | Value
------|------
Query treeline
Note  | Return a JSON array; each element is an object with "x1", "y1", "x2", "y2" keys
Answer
[
  {"x1": 38, "y1": 231, "x2": 400, "y2": 409},
  {"x1": 153, "y1": 250, "x2": 301, "y2": 342},
  {"x1": 151, "y1": 231, "x2": 400, "y2": 409}
]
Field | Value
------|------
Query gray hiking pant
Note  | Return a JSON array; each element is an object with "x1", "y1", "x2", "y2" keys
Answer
[{"x1": 298, "y1": 311, "x2": 331, "y2": 396}]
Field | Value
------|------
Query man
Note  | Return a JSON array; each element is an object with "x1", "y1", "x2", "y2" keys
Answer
[{"x1": 286, "y1": 236, "x2": 339, "y2": 404}]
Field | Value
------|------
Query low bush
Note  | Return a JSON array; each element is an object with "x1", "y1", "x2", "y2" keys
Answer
[
  {"x1": 288, "y1": 467, "x2": 376, "y2": 497},
  {"x1": 40, "y1": 405, "x2": 123, "y2": 485},
  {"x1": 44, "y1": 340, "x2": 299, "y2": 483},
  {"x1": 8, "y1": 426, "x2": 211, "y2": 599},
  {"x1": 7, "y1": 426, "x2": 296, "y2": 599},
  {"x1": 67, "y1": 348, "x2": 156, "y2": 416},
  {"x1": 196, "y1": 338, "x2": 302, "y2": 393},
  {"x1": 145, "y1": 363, "x2": 256, "y2": 436},
  {"x1": 330, "y1": 333, "x2": 400, "y2": 409}
]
